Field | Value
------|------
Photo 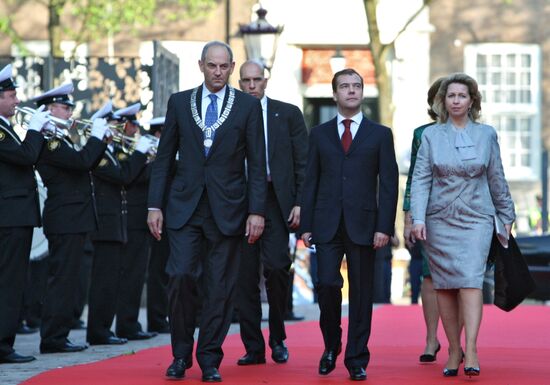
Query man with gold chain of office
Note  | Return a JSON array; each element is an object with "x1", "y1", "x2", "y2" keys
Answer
[{"x1": 32, "y1": 82, "x2": 111, "y2": 354}]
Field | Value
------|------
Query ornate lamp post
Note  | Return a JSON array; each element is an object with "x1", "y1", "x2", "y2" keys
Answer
[
  {"x1": 330, "y1": 48, "x2": 347, "y2": 74},
  {"x1": 239, "y1": 4, "x2": 283, "y2": 71}
]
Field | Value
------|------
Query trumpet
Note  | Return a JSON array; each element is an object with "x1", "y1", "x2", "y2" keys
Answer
[
  {"x1": 16, "y1": 106, "x2": 125, "y2": 144},
  {"x1": 74, "y1": 118, "x2": 132, "y2": 150},
  {"x1": 15, "y1": 106, "x2": 72, "y2": 139}
]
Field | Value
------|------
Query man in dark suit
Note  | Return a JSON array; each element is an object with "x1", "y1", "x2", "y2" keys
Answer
[
  {"x1": 147, "y1": 41, "x2": 266, "y2": 382},
  {"x1": 33, "y1": 82, "x2": 109, "y2": 354},
  {"x1": 236, "y1": 60, "x2": 308, "y2": 366},
  {"x1": 114, "y1": 103, "x2": 157, "y2": 341},
  {"x1": 300, "y1": 68, "x2": 398, "y2": 381},
  {"x1": 86, "y1": 102, "x2": 153, "y2": 346},
  {"x1": 0, "y1": 64, "x2": 48, "y2": 364}
]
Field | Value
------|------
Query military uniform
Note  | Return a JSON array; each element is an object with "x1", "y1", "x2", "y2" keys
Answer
[
  {"x1": 0, "y1": 64, "x2": 44, "y2": 361},
  {"x1": 87, "y1": 145, "x2": 147, "y2": 344},
  {"x1": 32, "y1": 82, "x2": 108, "y2": 353}
]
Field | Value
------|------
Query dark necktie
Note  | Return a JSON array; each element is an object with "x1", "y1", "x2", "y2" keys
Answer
[{"x1": 341, "y1": 119, "x2": 352, "y2": 152}]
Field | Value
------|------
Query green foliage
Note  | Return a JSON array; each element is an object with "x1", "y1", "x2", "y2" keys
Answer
[{"x1": 0, "y1": 0, "x2": 218, "y2": 52}]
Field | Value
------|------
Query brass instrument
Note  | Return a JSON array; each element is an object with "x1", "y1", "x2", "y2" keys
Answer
[
  {"x1": 73, "y1": 118, "x2": 134, "y2": 152},
  {"x1": 15, "y1": 106, "x2": 71, "y2": 139},
  {"x1": 15, "y1": 106, "x2": 157, "y2": 158},
  {"x1": 129, "y1": 134, "x2": 159, "y2": 159}
]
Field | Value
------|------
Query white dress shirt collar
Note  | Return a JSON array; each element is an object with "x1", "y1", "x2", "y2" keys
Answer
[
  {"x1": 336, "y1": 111, "x2": 363, "y2": 139},
  {"x1": 201, "y1": 84, "x2": 226, "y2": 120}
]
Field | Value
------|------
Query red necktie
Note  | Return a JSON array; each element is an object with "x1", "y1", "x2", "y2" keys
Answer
[{"x1": 341, "y1": 119, "x2": 352, "y2": 152}]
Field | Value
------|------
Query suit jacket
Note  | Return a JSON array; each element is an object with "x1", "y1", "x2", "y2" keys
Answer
[
  {"x1": 0, "y1": 119, "x2": 44, "y2": 228},
  {"x1": 148, "y1": 85, "x2": 267, "y2": 236},
  {"x1": 265, "y1": 98, "x2": 308, "y2": 226},
  {"x1": 36, "y1": 136, "x2": 106, "y2": 235},
  {"x1": 91, "y1": 148, "x2": 147, "y2": 242},
  {"x1": 300, "y1": 116, "x2": 398, "y2": 245},
  {"x1": 410, "y1": 121, "x2": 515, "y2": 225}
]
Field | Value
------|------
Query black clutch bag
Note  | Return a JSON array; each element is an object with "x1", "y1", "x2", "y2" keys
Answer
[{"x1": 489, "y1": 232, "x2": 536, "y2": 311}]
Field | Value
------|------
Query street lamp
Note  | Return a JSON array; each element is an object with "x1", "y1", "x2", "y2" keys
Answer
[
  {"x1": 330, "y1": 48, "x2": 346, "y2": 74},
  {"x1": 239, "y1": 4, "x2": 283, "y2": 71}
]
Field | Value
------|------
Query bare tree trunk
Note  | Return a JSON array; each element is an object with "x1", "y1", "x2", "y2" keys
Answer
[
  {"x1": 364, "y1": 0, "x2": 393, "y2": 128},
  {"x1": 48, "y1": 0, "x2": 65, "y2": 57},
  {"x1": 364, "y1": 0, "x2": 434, "y2": 128}
]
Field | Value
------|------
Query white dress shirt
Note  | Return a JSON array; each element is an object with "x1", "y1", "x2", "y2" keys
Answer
[
  {"x1": 336, "y1": 111, "x2": 363, "y2": 140},
  {"x1": 201, "y1": 84, "x2": 226, "y2": 121}
]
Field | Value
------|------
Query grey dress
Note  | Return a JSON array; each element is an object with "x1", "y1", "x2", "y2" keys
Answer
[{"x1": 410, "y1": 121, "x2": 515, "y2": 289}]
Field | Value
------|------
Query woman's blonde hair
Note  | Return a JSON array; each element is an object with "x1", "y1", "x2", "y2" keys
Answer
[{"x1": 433, "y1": 73, "x2": 482, "y2": 123}]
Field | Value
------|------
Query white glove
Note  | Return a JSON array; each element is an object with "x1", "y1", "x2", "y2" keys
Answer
[
  {"x1": 90, "y1": 118, "x2": 109, "y2": 139},
  {"x1": 28, "y1": 105, "x2": 51, "y2": 132},
  {"x1": 135, "y1": 136, "x2": 152, "y2": 154},
  {"x1": 41, "y1": 121, "x2": 57, "y2": 136}
]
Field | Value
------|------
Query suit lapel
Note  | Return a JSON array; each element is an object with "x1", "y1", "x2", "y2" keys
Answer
[
  {"x1": 190, "y1": 86, "x2": 206, "y2": 152},
  {"x1": 326, "y1": 117, "x2": 341, "y2": 151},
  {"x1": 347, "y1": 116, "x2": 373, "y2": 154},
  {"x1": 266, "y1": 98, "x2": 277, "y2": 161}
]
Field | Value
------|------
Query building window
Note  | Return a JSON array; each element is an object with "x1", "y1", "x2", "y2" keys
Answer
[{"x1": 464, "y1": 44, "x2": 541, "y2": 181}]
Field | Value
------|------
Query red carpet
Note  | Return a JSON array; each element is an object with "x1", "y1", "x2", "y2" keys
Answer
[{"x1": 22, "y1": 305, "x2": 550, "y2": 384}]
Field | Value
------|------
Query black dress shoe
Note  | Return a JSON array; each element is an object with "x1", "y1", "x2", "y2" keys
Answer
[
  {"x1": 120, "y1": 331, "x2": 158, "y2": 340},
  {"x1": 270, "y1": 341, "x2": 289, "y2": 363},
  {"x1": 88, "y1": 336, "x2": 128, "y2": 345},
  {"x1": 202, "y1": 367, "x2": 222, "y2": 382},
  {"x1": 237, "y1": 352, "x2": 266, "y2": 366},
  {"x1": 165, "y1": 358, "x2": 187, "y2": 380},
  {"x1": 16, "y1": 323, "x2": 39, "y2": 334},
  {"x1": 318, "y1": 345, "x2": 341, "y2": 375},
  {"x1": 419, "y1": 343, "x2": 441, "y2": 363},
  {"x1": 348, "y1": 367, "x2": 367, "y2": 381},
  {"x1": 0, "y1": 352, "x2": 36, "y2": 364},
  {"x1": 40, "y1": 340, "x2": 88, "y2": 354}
]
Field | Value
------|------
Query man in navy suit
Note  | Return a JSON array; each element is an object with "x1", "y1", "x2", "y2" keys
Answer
[
  {"x1": 147, "y1": 41, "x2": 266, "y2": 382},
  {"x1": 236, "y1": 60, "x2": 308, "y2": 366},
  {"x1": 301, "y1": 68, "x2": 398, "y2": 381}
]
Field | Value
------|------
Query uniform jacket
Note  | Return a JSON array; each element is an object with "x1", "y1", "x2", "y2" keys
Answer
[
  {"x1": 148, "y1": 85, "x2": 267, "y2": 236},
  {"x1": 300, "y1": 116, "x2": 399, "y2": 245},
  {"x1": 90, "y1": 148, "x2": 146, "y2": 242},
  {"x1": 117, "y1": 148, "x2": 151, "y2": 231},
  {"x1": 265, "y1": 98, "x2": 308, "y2": 226},
  {"x1": 0, "y1": 119, "x2": 43, "y2": 228},
  {"x1": 36, "y1": 136, "x2": 106, "y2": 235},
  {"x1": 410, "y1": 121, "x2": 515, "y2": 225}
]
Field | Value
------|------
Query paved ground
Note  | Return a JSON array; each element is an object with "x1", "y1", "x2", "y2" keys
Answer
[{"x1": 0, "y1": 303, "x2": 327, "y2": 385}]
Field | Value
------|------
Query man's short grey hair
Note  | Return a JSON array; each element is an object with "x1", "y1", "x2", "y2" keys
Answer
[{"x1": 201, "y1": 41, "x2": 234, "y2": 63}]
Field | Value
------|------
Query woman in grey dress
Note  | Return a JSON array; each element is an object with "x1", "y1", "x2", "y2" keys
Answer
[{"x1": 410, "y1": 73, "x2": 515, "y2": 378}]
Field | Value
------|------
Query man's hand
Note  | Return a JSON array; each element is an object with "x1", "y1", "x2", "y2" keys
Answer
[
  {"x1": 412, "y1": 223, "x2": 427, "y2": 242},
  {"x1": 287, "y1": 206, "x2": 300, "y2": 230},
  {"x1": 301, "y1": 232, "x2": 312, "y2": 248},
  {"x1": 373, "y1": 232, "x2": 390, "y2": 249},
  {"x1": 147, "y1": 210, "x2": 163, "y2": 241},
  {"x1": 246, "y1": 214, "x2": 264, "y2": 244}
]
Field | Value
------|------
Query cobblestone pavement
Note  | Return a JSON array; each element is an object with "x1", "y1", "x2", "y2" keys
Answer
[{"x1": 0, "y1": 303, "x2": 325, "y2": 385}]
